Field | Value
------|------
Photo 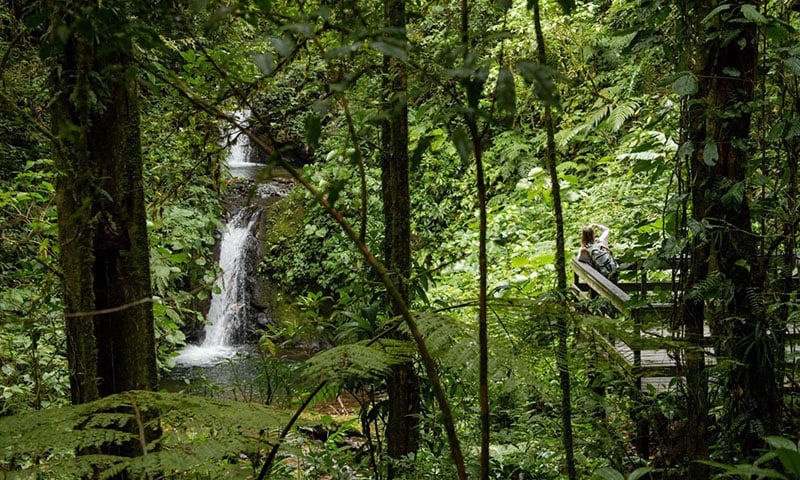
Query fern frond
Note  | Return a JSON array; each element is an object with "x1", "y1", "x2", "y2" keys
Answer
[
  {"x1": 607, "y1": 100, "x2": 639, "y2": 132},
  {"x1": 555, "y1": 124, "x2": 586, "y2": 147},
  {"x1": 685, "y1": 271, "x2": 728, "y2": 302},
  {"x1": 586, "y1": 103, "x2": 613, "y2": 130},
  {"x1": 0, "y1": 391, "x2": 291, "y2": 479},
  {"x1": 745, "y1": 286, "x2": 765, "y2": 317},
  {"x1": 399, "y1": 311, "x2": 468, "y2": 358},
  {"x1": 303, "y1": 340, "x2": 411, "y2": 385}
]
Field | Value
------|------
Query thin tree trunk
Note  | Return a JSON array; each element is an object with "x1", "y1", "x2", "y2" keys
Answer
[
  {"x1": 532, "y1": 1, "x2": 575, "y2": 477},
  {"x1": 381, "y1": 0, "x2": 421, "y2": 476}
]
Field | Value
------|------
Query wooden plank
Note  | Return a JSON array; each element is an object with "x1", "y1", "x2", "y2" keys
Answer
[{"x1": 571, "y1": 258, "x2": 631, "y2": 313}]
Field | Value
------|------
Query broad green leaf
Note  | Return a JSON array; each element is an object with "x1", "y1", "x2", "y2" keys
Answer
[
  {"x1": 411, "y1": 135, "x2": 434, "y2": 170},
  {"x1": 285, "y1": 22, "x2": 313, "y2": 37},
  {"x1": 703, "y1": 141, "x2": 718, "y2": 166},
  {"x1": 305, "y1": 116, "x2": 322, "y2": 148},
  {"x1": 495, "y1": 66, "x2": 516, "y2": 115},
  {"x1": 270, "y1": 37, "x2": 294, "y2": 57},
  {"x1": 741, "y1": 4, "x2": 767, "y2": 24},
  {"x1": 495, "y1": 0, "x2": 512, "y2": 11},
  {"x1": 326, "y1": 41, "x2": 363, "y2": 59},
  {"x1": 702, "y1": 3, "x2": 732, "y2": 23},
  {"x1": 765, "y1": 436, "x2": 799, "y2": 452},
  {"x1": 674, "y1": 72, "x2": 698, "y2": 96},
  {"x1": 252, "y1": 53, "x2": 274, "y2": 76},
  {"x1": 677, "y1": 140, "x2": 694, "y2": 158},
  {"x1": 784, "y1": 57, "x2": 800, "y2": 75},
  {"x1": 592, "y1": 467, "x2": 624, "y2": 480},
  {"x1": 722, "y1": 181, "x2": 745, "y2": 208},
  {"x1": 452, "y1": 127, "x2": 473, "y2": 165},
  {"x1": 722, "y1": 67, "x2": 740, "y2": 77},
  {"x1": 369, "y1": 40, "x2": 407, "y2": 62},
  {"x1": 628, "y1": 467, "x2": 656, "y2": 480},
  {"x1": 254, "y1": 0, "x2": 271, "y2": 12}
]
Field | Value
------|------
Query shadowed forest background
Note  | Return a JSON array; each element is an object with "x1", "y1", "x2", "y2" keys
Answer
[{"x1": 1, "y1": 0, "x2": 800, "y2": 478}]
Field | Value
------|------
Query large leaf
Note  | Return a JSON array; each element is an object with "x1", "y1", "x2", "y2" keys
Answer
[
  {"x1": 703, "y1": 140, "x2": 719, "y2": 166},
  {"x1": 674, "y1": 72, "x2": 698, "y2": 96},
  {"x1": 495, "y1": 66, "x2": 516, "y2": 115},
  {"x1": 516, "y1": 60, "x2": 561, "y2": 108},
  {"x1": 369, "y1": 40, "x2": 407, "y2": 62},
  {"x1": 252, "y1": 52, "x2": 274, "y2": 76},
  {"x1": 741, "y1": 4, "x2": 768, "y2": 24}
]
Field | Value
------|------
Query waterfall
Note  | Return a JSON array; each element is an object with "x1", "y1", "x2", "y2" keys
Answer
[
  {"x1": 225, "y1": 109, "x2": 266, "y2": 180},
  {"x1": 174, "y1": 208, "x2": 260, "y2": 366},
  {"x1": 174, "y1": 111, "x2": 265, "y2": 366}
]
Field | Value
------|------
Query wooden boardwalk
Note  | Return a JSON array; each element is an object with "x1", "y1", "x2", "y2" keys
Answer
[{"x1": 571, "y1": 258, "x2": 708, "y2": 392}]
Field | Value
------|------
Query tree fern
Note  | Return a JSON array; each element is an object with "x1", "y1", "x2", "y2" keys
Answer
[
  {"x1": 302, "y1": 340, "x2": 413, "y2": 386},
  {"x1": 0, "y1": 391, "x2": 292, "y2": 479}
]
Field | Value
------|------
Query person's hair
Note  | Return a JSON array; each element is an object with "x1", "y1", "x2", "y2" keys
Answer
[{"x1": 581, "y1": 226, "x2": 595, "y2": 247}]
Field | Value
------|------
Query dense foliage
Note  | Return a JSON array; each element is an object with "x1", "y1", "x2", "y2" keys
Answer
[{"x1": 1, "y1": 0, "x2": 800, "y2": 478}]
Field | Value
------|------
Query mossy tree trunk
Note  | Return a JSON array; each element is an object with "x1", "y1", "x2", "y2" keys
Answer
[
  {"x1": 682, "y1": 0, "x2": 779, "y2": 470},
  {"x1": 381, "y1": 0, "x2": 421, "y2": 476},
  {"x1": 48, "y1": 1, "x2": 157, "y2": 405}
]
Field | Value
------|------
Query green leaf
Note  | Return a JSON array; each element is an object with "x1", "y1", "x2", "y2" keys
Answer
[
  {"x1": 495, "y1": 0, "x2": 512, "y2": 11},
  {"x1": 674, "y1": 72, "x2": 698, "y2": 96},
  {"x1": 452, "y1": 127, "x2": 473, "y2": 165},
  {"x1": 270, "y1": 37, "x2": 294, "y2": 57},
  {"x1": 741, "y1": 4, "x2": 768, "y2": 24},
  {"x1": 784, "y1": 57, "x2": 800, "y2": 75},
  {"x1": 369, "y1": 40, "x2": 407, "y2": 62},
  {"x1": 252, "y1": 53, "x2": 274, "y2": 76},
  {"x1": 765, "y1": 436, "x2": 799, "y2": 452},
  {"x1": 305, "y1": 115, "x2": 322, "y2": 148},
  {"x1": 254, "y1": 0, "x2": 271, "y2": 12},
  {"x1": 702, "y1": 3, "x2": 732, "y2": 23},
  {"x1": 411, "y1": 135, "x2": 434, "y2": 171},
  {"x1": 326, "y1": 41, "x2": 363, "y2": 60},
  {"x1": 703, "y1": 141, "x2": 719, "y2": 166},
  {"x1": 722, "y1": 181, "x2": 745, "y2": 208},
  {"x1": 592, "y1": 466, "x2": 624, "y2": 480},
  {"x1": 516, "y1": 60, "x2": 560, "y2": 108},
  {"x1": 495, "y1": 67, "x2": 516, "y2": 115},
  {"x1": 627, "y1": 467, "x2": 655, "y2": 480}
]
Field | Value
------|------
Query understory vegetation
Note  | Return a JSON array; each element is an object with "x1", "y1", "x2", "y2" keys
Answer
[{"x1": 2, "y1": 0, "x2": 800, "y2": 478}]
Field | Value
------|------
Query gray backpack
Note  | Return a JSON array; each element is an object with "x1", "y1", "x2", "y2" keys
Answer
[{"x1": 589, "y1": 243, "x2": 619, "y2": 280}]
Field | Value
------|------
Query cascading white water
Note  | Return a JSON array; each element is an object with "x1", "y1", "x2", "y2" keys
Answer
[
  {"x1": 174, "y1": 208, "x2": 259, "y2": 366},
  {"x1": 226, "y1": 109, "x2": 266, "y2": 180},
  {"x1": 173, "y1": 110, "x2": 264, "y2": 367}
]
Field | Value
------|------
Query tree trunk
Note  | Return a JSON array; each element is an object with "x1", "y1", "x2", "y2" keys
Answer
[
  {"x1": 531, "y1": 0, "x2": 575, "y2": 477},
  {"x1": 48, "y1": 2, "x2": 157, "y2": 404},
  {"x1": 381, "y1": 0, "x2": 420, "y2": 475},
  {"x1": 683, "y1": 0, "x2": 778, "y2": 466}
]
